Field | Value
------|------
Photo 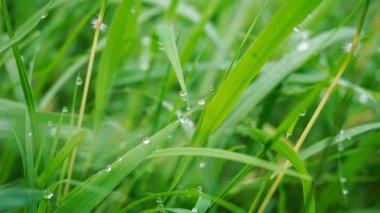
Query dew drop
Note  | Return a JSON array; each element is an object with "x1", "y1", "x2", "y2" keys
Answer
[
  {"x1": 139, "y1": 60, "x2": 149, "y2": 71},
  {"x1": 130, "y1": 6, "x2": 136, "y2": 14},
  {"x1": 62, "y1": 107, "x2": 68, "y2": 113},
  {"x1": 358, "y1": 93, "x2": 369, "y2": 104},
  {"x1": 43, "y1": 190, "x2": 53, "y2": 200},
  {"x1": 143, "y1": 137, "x2": 151, "y2": 145},
  {"x1": 192, "y1": 208, "x2": 198, "y2": 213},
  {"x1": 156, "y1": 197, "x2": 162, "y2": 204},
  {"x1": 186, "y1": 106, "x2": 190, "y2": 111},
  {"x1": 179, "y1": 115, "x2": 188, "y2": 124},
  {"x1": 141, "y1": 36, "x2": 151, "y2": 46},
  {"x1": 197, "y1": 99, "x2": 205, "y2": 106},
  {"x1": 105, "y1": 165, "x2": 112, "y2": 172},
  {"x1": 197, "y1": 186, "x2": 202, "y2": 192},
  {"x1": 342, "y1": 188, "x2": 349, "y2": 195},
  {"x1": 199, "y1": 161, "x2": 206, "y2": 169},
  {"x1": 293, "y1": 25, "x2": 301, "y2": 32},
  {"x1": 28, "y1": 132, "x2": 32, "y2": 137},
  {"x1": 179, "y1": 90, "x2": 187, "y2": 97},
  {"x1": 76, "y1": 76, "x2": 83, "y2": 86},
  {"x1": 340, "y1": 177, "x2": 347, "y2": 183},
  {"x1": 117, "y1": 157, "x2": 122, "y2": 162},
  {"x1": 297, "y1": 41, "x2": 309, "y2": 52},
  {"x1": 300, "y1": 109, "x2": 307, "y2": 116},
  {"x1": 47, "y1": 120, "x2": 53, "y2": 127},
  {"x1": 342, "y1": 42, "x2": 353, "y2": 53},
  {"x1": 286, "y1": 132, "x2": 292, "y2": 138},
  {"x1": 41, "y1": 13, "x2": 48, "y2": 19}
]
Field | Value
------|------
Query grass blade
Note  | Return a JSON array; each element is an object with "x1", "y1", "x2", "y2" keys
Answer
[{"x1": 55, "y1": 122, "x2": 178, "y2": 212}]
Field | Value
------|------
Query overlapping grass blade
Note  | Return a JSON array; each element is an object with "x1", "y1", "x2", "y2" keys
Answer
[
  {"x1": 94, "y1": 0, "x2": 139, "y2": 123},
  {"x1": 210, "y1": 27, "x2": 355, "y2": 144},
  {"x1": 37, "y1": 130, "x2": 87, "y2": 187},
  {"x1": 55, "y1": 122, "x2": 178, "y2": 212},
  {"x1": 0, "y1": 187, "x2": 43, "y2": 211},
  {"x1": 196, "y1": 0, "x2": 323, "y2": 143}
]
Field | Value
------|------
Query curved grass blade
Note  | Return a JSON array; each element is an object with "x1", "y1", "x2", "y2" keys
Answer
[{"x1": 148, "y1": 148, "x2": 309, "y2": 180}]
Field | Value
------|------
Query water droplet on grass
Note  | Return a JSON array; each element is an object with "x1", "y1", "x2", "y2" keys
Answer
[
  {"x1": 342, "y1": 42, "x2": 353, "y2": 53},
  {"x1": 198, "y1": 99, "x2": 205, "y2": 105},
  {"x1": 48, "y1": 120, "x2": 53, "y2": 127},
  {"x1": 293, "y1": 25, "x2": 301, "y2": 32},
  {"x1": 192, "y1": 208, "x2": 198, "y2": 213},
  {"x1": 41, "y1": 12, "x2": 48, "y2": 19},
  {"x1": 117, "y1": 157, "x2": 122, "y2": 162},
  {"x1": 143, "y1": 137, "x2": 150, "y2": 144},
  {"x1": 130, "y1": 6, "x2": 136, "y2": 14},
  {"x1": 105, "y1": 165, "x2": 112, "y2": 172},
  {"x1": 76, "y1": 76, "x2": 83, "y2": 86},
  {"x1": 342, "y1": 188, "x2": 348, "y2": 195},
  {"x1": 62, "y1": 107, "x2": 68, "y2": 113},
  {"x1": 300, "y1": 109, "x2": 307, "y2": 116},
  {"x1": 179, "y1": 115, "x2": 188, "y2": 124},
  {"x1": 156, "y1": 197, "x2": 162, "y2": 204},
  {"x1": 28, "y1": 132, "x2": 32, "y2": 137},
  {"x1": 43, "y1": 190, "x2": 53, "y2": 199},
  {"x1": 297, "y1": 41, "x2": 309, "y2": 52},
  {"x1": 199, "y1": 161, "x2": 206, "y2": 169},
  {"x1": 340, "y1": 177, "x2": 347, "y2": 183}
]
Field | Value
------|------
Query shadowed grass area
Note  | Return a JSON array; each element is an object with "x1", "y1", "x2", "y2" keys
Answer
[{"x1": 1, "y1": 0, "x2": 380, "y2": 212}]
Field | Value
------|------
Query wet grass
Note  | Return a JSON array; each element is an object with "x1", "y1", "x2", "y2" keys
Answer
[{"x1": 0, "y1": 0, "x2": 380, "y2": 212}]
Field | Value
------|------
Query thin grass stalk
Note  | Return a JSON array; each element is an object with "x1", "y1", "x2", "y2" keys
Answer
[
  {"x1": 64, "y1": 0, "x2": 108, "y2": 196},
  {"x1": 258, "y1": 1, "x2": 371, "y2": 212},
  {"x1": 1, "y1": 0, "x2": 41, "y2": 192}
]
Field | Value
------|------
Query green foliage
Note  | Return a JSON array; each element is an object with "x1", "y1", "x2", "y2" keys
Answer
[{"x1": 1, "y1": 0, "x2": 379, "y2": 212}]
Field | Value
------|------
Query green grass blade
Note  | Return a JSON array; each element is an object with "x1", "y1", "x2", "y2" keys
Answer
[
  {"x1": 1, "y1": 0, "x2": 41, "y2": 192},
  {"x1": 94, "y1": 0, "x2": 139, "y2": 124},
  {"x1": 211, "y1": 27, "x2": 356, "y2": 144},
  {"x1": 0, "y1": 188, "x2": 43, "y2": 212},
  {"x1": 37, "y1": 130, "x2": 87, "y2": 187},
  {"x1": 241, "y1": 127, "x2": 314, "y2": 212},
  {"x1": 156, "y1": 24, "x2": 187, "y2": 93},
  {"x1": 300, "y1": 122, "x2": 380, "y2": 160},
  {"x1": 55, "y1": 122, "x2": 178, "y2": 212},
  {"x1": 149, "y1": 148, "x2": 309, "y2": 180}
]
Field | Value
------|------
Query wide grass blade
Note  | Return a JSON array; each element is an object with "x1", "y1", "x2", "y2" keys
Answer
[
  {"x1": 196, "y1": 0, "x2": 323, "y2": 143},
  {"x1": 0, "y1": 188, "x2": 43, "y2": 211},
  {"x1": 211, "y1": 27, "x2": 356, "y2": 144},
  {"x1": 94, "y1": 0, "x2": 139, "y2": 123},
  {"x1": 55, "y1": 122, "x2": 178, "y2": 212}
]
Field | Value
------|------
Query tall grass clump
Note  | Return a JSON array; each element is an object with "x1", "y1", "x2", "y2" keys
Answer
[{"x1": 1, "y1": 0, "x2": 380, "y2": 212}]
